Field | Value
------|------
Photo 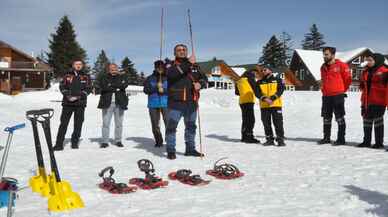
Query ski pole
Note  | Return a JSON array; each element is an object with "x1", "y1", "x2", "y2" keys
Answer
[
  {"x1": 187, "y1": 9, "x2": 204, "y2": 158},
  {"x1": 159, "y1": 6, "x2": 165, "y2": 60}
]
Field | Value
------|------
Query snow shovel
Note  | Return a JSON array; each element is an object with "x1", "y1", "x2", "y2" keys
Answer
[
  {"x1": 38, "y1": 109, "x2": 84, "y2": 212},
  {"x1": 26, "y1": 110, "x2": 51, "y2": 197}
]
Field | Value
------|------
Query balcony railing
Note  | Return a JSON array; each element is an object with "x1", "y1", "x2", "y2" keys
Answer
[{"x1": 10, "y1": 61, "x2": 36, "y2": 68}]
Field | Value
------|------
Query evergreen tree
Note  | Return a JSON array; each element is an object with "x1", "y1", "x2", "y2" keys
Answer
[
  {"x1": 93, "y1": 50, "x2": 110, "y2": 79},
  {"x1": 279, "y1": 31, "x2": 293, "y2": 66},
  {"x1": 301, "y1": 24, "x2": 326, "y2": 50},
  {"x1": 47, "y1": 15, "x2": 88, "y2": 78},
  {"x1": 121, "y1": 57, "x2": 138, "y2": 85},
  {"x1": 259, "y1": 35, "x2": 284, "y2": 68}
]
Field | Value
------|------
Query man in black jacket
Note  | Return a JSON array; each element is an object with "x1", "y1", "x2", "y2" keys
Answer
[
  {"x1": 165, "y1": 44, "x2": 208, "y2": 160},
  {"x1": 96, "y1": 63, "x2": 129, "y2": 148},
  {"x1": 54, "y1": 60, "x2": 92, "y2": 151}
]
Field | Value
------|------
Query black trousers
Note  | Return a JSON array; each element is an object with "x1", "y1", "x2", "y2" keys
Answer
[
  {"x1": 261, "y1": 108, "x2": 284, "y2": 140},
  {"x1": 55, "y1": 106, "x2": 85, "y2": 146},
  {"x1": 240, "y1": 103, "x2": 255, "y2": 139},
  {"x1": 321, "y1": 94, "x2": 346, "y2": 140},
  {"x1": 362, "y1": 105, "x2": 386, "y2": 145},
  {"x1": 149, "y1": 108, "x2": 168, "y2": 145}
]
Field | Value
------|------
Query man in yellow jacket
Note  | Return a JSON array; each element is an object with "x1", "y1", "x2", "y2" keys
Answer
[
  {"x1": 235, "y1": 69, "x2": 261, "y2": 143},
  {"x1": 257, "y1": 65, "x2": 286, "y2": 146}
]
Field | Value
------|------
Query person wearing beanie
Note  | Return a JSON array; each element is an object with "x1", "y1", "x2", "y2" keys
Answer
[
  {"x1": 235, "y1": 68, "x2": 261, "y2": 143},
  {"x1": 256, "y1": 65, "x2": 286, "y2": 147},
  {"x1": 318, "y1": 47, "x2": 352, "y2": 146},
  {"x1": 357, "y1": 53, "x2": 388, "y2": 149},
  {"x1": 143, "y1": 60, "x2": 168, "y2": 148},
  {"x1": 164, "y1": 44, "x2": 208, "y2": 160},
  {"x1": 96, "y1": 63, "x2": 129, "y2": 148}
]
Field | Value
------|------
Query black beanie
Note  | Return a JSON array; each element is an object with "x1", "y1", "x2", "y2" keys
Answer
[{"x1": 154, "y1": 60, "x2": 165, "y2": 69}]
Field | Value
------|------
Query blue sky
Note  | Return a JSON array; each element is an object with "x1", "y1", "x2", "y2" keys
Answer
[{"x1": 1, "y1": 0, "x2": 387, "y2": 74}]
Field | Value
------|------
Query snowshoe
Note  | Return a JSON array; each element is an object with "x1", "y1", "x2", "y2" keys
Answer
[
  {"x1": 98, "y1": 167, "x2": 137, "y2": 194},
  {"x1": 168, "y1": 169, "x2": 210, "y2": 186},
  {"x1": 206, "y1": 158, "x2": 244, "y2": 180},
  {"x1": 128, "y1": 159, "x2": 168, "y2": 190}
]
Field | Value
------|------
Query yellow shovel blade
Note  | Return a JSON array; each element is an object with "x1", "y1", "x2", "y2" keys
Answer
[
  {"x1": 48, "y1": 181, "x2": 84, "y2": 212},
  {"x1": 29, "y1": 175, "x2": 51, "y2": 197}
]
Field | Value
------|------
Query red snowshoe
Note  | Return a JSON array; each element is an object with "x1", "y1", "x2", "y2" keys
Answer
[
  {"x1": 128, "y1": 159, "x2": 168, "y2": 190},
  {"x1": 168, "y1": 169, "x2": 210, "y2": 186},
  {"x1": 206, "y1": 158, "x2": 244, "y2": 180},
  {"x1": 98, "y1": 167, "x2": 137, "y2": 194}
]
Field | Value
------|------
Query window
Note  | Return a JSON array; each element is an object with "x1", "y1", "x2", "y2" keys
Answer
[
  {"x1": 211, "y1": 66, "x2": 221, "y2": 75},
  {"x1": 299, "y1": 68, "x2": 305, "y2": 81}
]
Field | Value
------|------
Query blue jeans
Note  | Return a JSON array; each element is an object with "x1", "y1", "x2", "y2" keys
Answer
[{"x1": 165, "y1": 108, "x2": 197, "y2": 153}]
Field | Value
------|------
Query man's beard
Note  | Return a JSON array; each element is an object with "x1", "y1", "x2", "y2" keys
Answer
[{"x1": 324, "y1": 57, "x2": 333, "y2": 63}]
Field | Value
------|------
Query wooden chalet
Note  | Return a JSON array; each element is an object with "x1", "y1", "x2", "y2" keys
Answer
[
  {"x1": 0, "y1": 40, "x2": 51, "y2": 95},
  {"x1": 289, "y1": 47, "x2": 374, "y2": 91}
]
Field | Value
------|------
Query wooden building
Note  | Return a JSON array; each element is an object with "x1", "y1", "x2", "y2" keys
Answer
[
  {"x1": 289, "y1": 47, "x2": 373, "y2": 91},
  {"x1": 198, "y1": 58, "x2": 240, "y2": 89},
  {"x1": 0, "y1": 40, "x2": 51, "y2": 95},
  {"x1": 231, "y1": 65, "x2": 301, "y2": 91}
]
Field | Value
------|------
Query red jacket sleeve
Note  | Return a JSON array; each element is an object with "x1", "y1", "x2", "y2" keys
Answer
[{"x1": 341, "y1": 62, "x2": 352, "y2": 92}]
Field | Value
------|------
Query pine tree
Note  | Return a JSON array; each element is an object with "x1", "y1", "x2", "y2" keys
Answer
[
  {"x1": 121, "y1": 57, "x2": 138, "y2": 85},
  {"x1": 47, "y1": 15, "x2": 88, "y2": 78},
  {"x1": 279, "y1": 31, "x2": 293, "y2": 66},
  {"x1": 301, "y1": 24, "x2": 326, "y2": 51},
  {"x1": 93, "y1": 50, "x2": 110, "y2": 79},
  {"x1": 259, "y1": 35, "x2": 284, "y2": 68}
]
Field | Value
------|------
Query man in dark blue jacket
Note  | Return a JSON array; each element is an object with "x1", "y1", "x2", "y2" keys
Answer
[
  {"x1": 143, "y1": 60, "x2": 168, "y2": 147},
  {"x1": 165, "y1": 44, "x2": 208, "y2": 160}
]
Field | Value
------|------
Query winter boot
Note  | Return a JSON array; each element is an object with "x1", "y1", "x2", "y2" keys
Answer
[
  {"x1": 167, "y1": 152, "x2": 176, "y2": 160},
  {"x1": 358, "y1": 118, "x2": 373, "y2": 148},
  {"x1": 53, "y1": 144, "x2": 64, "y2": 151},
  {"x1": 318, "y1": 120, "x2": 331, "y2": 145},
  {"x1": 333, "y1": 118, "x2": 346, "y2": 146},
  {"x1": 372, "y1": 117, "x2": 385, "y2": 149},
  {"x1": 276, "y1": 138, "x2": 286, "y2": 147},
  {"x1": 100, "y1": 143, "x2": 109, "y2": 148},
  {"x1": 184, "y1": 149, "x2": 205, "y2": 157}
]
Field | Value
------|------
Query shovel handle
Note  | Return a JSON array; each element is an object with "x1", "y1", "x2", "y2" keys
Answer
[{"x1": 4, "y1": 123, "x2": 25, "y2": 133}]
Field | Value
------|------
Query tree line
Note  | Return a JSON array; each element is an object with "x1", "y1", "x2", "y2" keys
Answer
[
  {"x1": 259, "y1": 24, "x2": 326, "y2": 68},
  {"x1": 42, "y1": 15, "x2": 145, "y2": 85}
]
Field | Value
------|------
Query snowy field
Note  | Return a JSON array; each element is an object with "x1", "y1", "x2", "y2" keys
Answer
[{"x1": 0, "y1": 85, "x2": 387, "y2": 217}]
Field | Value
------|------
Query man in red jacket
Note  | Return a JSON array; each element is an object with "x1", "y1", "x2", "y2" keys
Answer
[{"x1": 318, "y1": 47, "x2": 352, "y2": 146}]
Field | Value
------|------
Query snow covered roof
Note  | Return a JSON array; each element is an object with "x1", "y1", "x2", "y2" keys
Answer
[
  {"x1": 294, "y1": 47, "x2": 372, "y2": 81},
  {"x1": 231, "y1": 67, "x2": 246, "y2": 77}
]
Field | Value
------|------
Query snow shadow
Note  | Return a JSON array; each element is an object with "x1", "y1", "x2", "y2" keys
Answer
[
  {"x1": 88, "y1": 137, "x2": 112, "y2": 147},
  {"x1": 126, "y1": 137, "x2": 166, "y2": 157},
  {"x1": 206, "y1": 134, "x2": 241, "y2": 143},
  {"x1": 257, "y1": 136, "x2": 360, "y2": 146},
  {"x1": 344, "y1": 185, "x2": 388, "y2": 217}
]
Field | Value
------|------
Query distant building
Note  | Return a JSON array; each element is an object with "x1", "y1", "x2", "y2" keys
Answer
[
  {"x1": 0, "y1": 40, "x2": 51, "y2": 95},
  {"x1": 197, "y1": 58, "x2": 240, "y2": 89},
  {"x1": 231, "y1": 64, "x2": 301, "y2": 91},
  {"x1": 289, "y1": 47, "x2": 373, "y2": 91}
]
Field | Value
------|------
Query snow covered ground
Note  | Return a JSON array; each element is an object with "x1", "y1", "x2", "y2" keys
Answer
[{"x1": 0, "y1": 86, "x2": 387, "y2": 217}]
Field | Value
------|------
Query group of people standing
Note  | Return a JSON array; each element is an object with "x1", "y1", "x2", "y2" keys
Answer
[
  {"x1": 235, "y1": 46, "x2": 388, "y2": 150},
  {"x1": 50, "y1": 44, "x2": 388, "y2": 157},
  {"x1": 52, "y1": 43, "x2": 207, "y2": 160}
]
